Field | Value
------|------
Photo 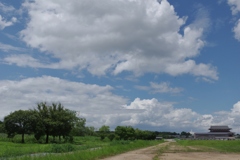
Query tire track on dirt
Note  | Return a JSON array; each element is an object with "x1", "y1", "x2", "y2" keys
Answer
[{"x1": 100, "y1": 142, "x2": 170, "y2": 160}]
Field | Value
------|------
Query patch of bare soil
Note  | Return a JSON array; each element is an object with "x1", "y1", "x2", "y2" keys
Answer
[
  {"x1": 160, "y1": 142, "x2": 240, "y2": 160},
  {"x1": 100, "y1": 142, "x2": 169, "y2": 160},
  {"x1": 100, "y1": 141, "x2": 240, "y2": 160},
  {"x1": 160, "y1": 152, "x2": 240, "y2": 160}
]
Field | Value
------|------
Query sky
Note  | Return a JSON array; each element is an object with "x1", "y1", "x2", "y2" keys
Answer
[{"x1": 0, "y1": 0, "x2": 239, "y2": 133}]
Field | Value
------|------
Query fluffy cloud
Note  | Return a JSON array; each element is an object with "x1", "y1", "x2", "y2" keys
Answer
[
  {"x1": 12, "y1": 0, "x2": 218, "y2": 80},
  {"x1": 228, "y1": 0, "x2": 240, "y2": 15},
  {"x1": 0, "y1": 15, "x2": 16, "y2": 30},
  {"x1": 0, "y1": 2, "x2": 15, "y2": 13},
  {"x1": 122, "y1": 98, "x2": 213, "y2": 131},
  {"x1": 0, "y1": 76, "x2": 128, "y2": 119},
  {"x1": 233, "y1": 20, "x2": 240, "y2": 40},
  {"x1": 122, "y1": 99, "x2": 240, "y2": 131},
  {"x1": 0, "y1": 76, "x2": 238, "y2": 131},
  {"x1": 135, "y1": 82, "x2": 183, "y2": 94},
  {"x1": 0, "y1": 3, "x2": 17, "y2": 30},
  {"x1": 0, "y1": 43, "x2": 25, "y2": 52},
  {"x1": 227, "y1": 0, "x2": 240, "y2": 41}
]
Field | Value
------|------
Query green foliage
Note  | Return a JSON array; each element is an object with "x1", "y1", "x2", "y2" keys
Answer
[
  {"x1": 3, "y1": 110, "x2": 36, "y2": 143},
  {"x1": 156, "y1": 131, "x2": 179, "y2": 139},
  {"x1": 10, "y1": 139, "x2": 162, "y2": 160},
  {"x1": 3, "y1": 102, "x2": 83, "y2": 144},
  {"x1": 70, "y1": 118, "x2": 86, "y2": 136},
  {"x1": 100, "y1": 134, "x2": 105, "y2": 140},
  {"x1": 107, "y1": 133, "x2": 115, "y2": 141},
  {"x1": 0, "y1": 121, "x2": 5, "y2": 133},
  {"x1": 50, "y1": 144, "x2": 75, "y2": 153},
  {"x1": 99, "y1": 125, "x2": 110, "y2": 133},
  {"x1": 33, "y1": 102, "x2": 80, "y2": 143},
  {"x1": 115, "y1": 126, "x2": 135, "y2": 140},
  {"x1": 135, "y1": 129, "x2": 156, "y2": 140},
  {"x1": 0, "y1": 141, "x2": 50, "y2": 158},
  {"x1": 98, "y1": 125, "x2": 110, "y2": 141},
  {"x1": 180, "y1": 131, "x2": 191, "y2": 138},
  {"x1": 84, "y1": 126, "x2": 96, "y2": 136}
]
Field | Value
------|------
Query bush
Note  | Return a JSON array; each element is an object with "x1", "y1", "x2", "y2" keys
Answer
[
  {"x1": 50, "y1": 144, "x2": 75, "y2": 153},
  {"x1": 108, "y1": 133, "x2": 115, "y2": 141},
  {"x1": 64, "y1": 136, "x2": 74, "y2": 143},
  {"x1": 100, "y1": 134, "x2": 105, "y2": 141}
]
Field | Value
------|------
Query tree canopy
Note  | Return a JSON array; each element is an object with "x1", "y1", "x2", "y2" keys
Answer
[
  {"x1": 0, "y1": 120, "x2": 4, "y2": 133},
  {"x1": 33, "y1": 102, "x2": 79, "y2": 143},
  {"x1": 3, "y1": 102, "x2": 81, "y2": 143},
  {"x1": 4, "y1": 110, "x2": 35, "y2": 143}
]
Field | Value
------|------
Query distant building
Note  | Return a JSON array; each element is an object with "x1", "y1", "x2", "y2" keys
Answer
[
  {"x1": 194, "y1": 126, "x2": 235, "y2": 140},
  {"x1": 155, "y1": 136, "x2": 163, "y2": 140}
]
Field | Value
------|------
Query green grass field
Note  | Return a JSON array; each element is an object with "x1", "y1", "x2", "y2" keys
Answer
[
  {"x1": 177, "y1": 140, "x2": 240, "y2": 153},
  {"x1": 0, "y1": 134, "x2": 163, "y2": 160}
]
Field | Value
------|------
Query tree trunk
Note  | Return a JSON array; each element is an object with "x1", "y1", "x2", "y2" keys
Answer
[
  {"x1": 46, "y1": 130, "x2": 49, "y2": 143},
  {"x1": 21, "y1": 133, "x2": 25, "y2": 143}
]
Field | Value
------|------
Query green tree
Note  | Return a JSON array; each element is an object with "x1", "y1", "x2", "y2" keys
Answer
[
  {"x1": 4, "y1": 110, "x2": 35, "y2": 143},
  {"x1": 34, "y1": 102, "x2": 52, "y2": 143},
  {"x1": 98, "y1": 125, "x2": 110, "y2": 140},
  {"x1": 84, "y1": 126, "x2": 95, "y2": 136},
  {"x1": 115, "y1": 126, "x2": 135, "y2": 140},
  {"x1": 99, "y1": 125, "x2": 110, "y2": 133},
  {"x1": 0, "y1": 120, "x2": 4, "y2": 133},
  {"x1": 49, "y1": 103, "x2": 78, "y2": 141},
  {"x1": 180, "y1": 131, "x2": 191, "y2": 138},
  {"x1": 70, "y1": 118, "x2": 86, "y2": 136},
  {"x1": 34, "y1": 102, "x2": 79, "y2": 143},
  {"x1": 107, "y1": 133, "x2": 115, "y2": 141}
]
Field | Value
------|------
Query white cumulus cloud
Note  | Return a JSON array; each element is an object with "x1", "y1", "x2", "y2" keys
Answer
[
  {"x1": 233, "y1": 20, "x2": 240, "y2": 41},
  {"x1": 0, "y1": 76, "x2": 239, "y2": 131},
  {"x1": 228, "y1": 0, "x2": 240, "y2": 15},
  {"x1": 0, "y1": 15, "x2": 16, "y2": 30},
  {"x1": 0, "y1": 76, "x2": 128, "y2": 120},
  {"x1": 135, "y1": 82, "x2": 183, "y2": 94},
  {"x1": 15, "y1": 0, "x2": 218, "y2": 80},
  {"x1": 227, "y1": 0, "x2": 240, "y2": 41},
  {"x1": 0, "y1": 2, "x2": 15, "y2": 13}
]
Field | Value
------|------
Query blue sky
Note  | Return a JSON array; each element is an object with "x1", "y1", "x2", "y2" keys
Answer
[{"x1": 0, "y1": 0, "x2": 240, "y2": 133}]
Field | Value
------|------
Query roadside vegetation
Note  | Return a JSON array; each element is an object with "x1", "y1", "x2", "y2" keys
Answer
[
  {"x1": 0, "y1": 102, "x2": 164, "y2": 159},
  {"x1": 0, "y1": 134, "x2": 163, "y2": 159}
]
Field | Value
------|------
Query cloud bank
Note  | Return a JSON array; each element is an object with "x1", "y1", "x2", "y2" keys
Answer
[
  {"x1": 3, "y1": 0, "x2": 218, "y2": 80},
  {"x1": 0, "y1": 76, "x2": 239, "y2": 132}
]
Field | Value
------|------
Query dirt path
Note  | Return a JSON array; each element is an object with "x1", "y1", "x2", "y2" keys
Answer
[
  {"x1": 159, "y1": 141, "x2": 240, "y2": 160},
  {"x1": 160, "y1": 152, "x2": 240, "y2": 160},
  {"x1": 100, "y1": 142, "x2": 169, "y2": 160},
  {"x1": 100, "y1": 140, "x2": 240, "y2": 160}
]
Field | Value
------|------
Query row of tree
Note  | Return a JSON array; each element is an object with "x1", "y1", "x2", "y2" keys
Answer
[
  {"x1": 2, "y1": 102, "x2": 84, "y2": 143},
  {"x1": 0, "y1": 102, "x2": 191, "y2": 143},
  {"x1": 97, "y1": 125, "x2": 157, "y2": 141}
]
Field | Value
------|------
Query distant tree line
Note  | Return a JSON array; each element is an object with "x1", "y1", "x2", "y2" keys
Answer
[
  {"x1": 0, "y1": 102, "x2": 192, "y2": 144},
  {"x1": 97, "y1": 125, "x2": 158, "y2": 141}
]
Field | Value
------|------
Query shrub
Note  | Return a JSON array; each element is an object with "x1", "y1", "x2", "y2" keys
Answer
[
  {"x1": 108, "y1": 133, "x2": 115, "y2": 141},
  {"x1": 50, "y1": 144, "x2": 75, "y2": 153}
]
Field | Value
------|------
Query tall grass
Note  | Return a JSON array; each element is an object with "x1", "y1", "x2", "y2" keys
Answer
[
  {"x1": 177, "y1": 140, "x2": 240, "y2": 152},
  {"x1": 0, "y1": 142, "x2": 50, "y2": 158},
  {"x1": 12, "y1": 140, "x2": 163, "y2": 160},
  {"x1": 0, "y1": 135, "x2": 163, "y2": 159}
]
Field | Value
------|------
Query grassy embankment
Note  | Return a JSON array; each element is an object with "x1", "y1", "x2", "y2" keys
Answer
[
  {"x1": 0, "y1": 133, "x2": 163, "y2": 160},
  {"x1": 177, "y1": 140, "x2": 240, "y2": 153}
]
